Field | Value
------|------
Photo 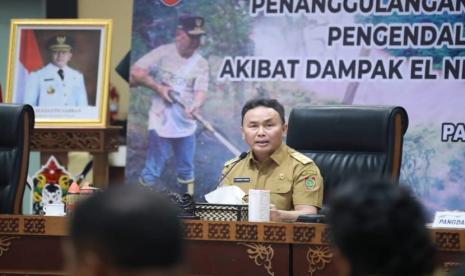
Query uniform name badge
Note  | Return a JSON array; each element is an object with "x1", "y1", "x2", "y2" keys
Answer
[
  {"x1": 234, "y1": 177, "x2": 250, "y2": 183},
  {"x1": 47, "y1": 86, "x2": 56, "y2": 94}
]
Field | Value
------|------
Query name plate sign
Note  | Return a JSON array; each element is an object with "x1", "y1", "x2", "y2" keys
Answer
[{"x1": 432, "y1": 211, "x2": 465, "y2": 229}]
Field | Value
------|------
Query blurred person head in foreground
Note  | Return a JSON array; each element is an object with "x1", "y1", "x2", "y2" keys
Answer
[
  {"x1": 327, "y1": 178, "x2": 437, "y2": 276},
  {"x1": 64, "y1": 184, "x2": 185, "y2": 276}
]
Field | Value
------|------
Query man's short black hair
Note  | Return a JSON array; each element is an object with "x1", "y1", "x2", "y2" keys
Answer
[
  {"x1": 327, "y1": 178, "x2": 436, "y2": 276},
  {"x1": 241, "y1": 98, "x2": 285, "y2": 125},
  {"x1": 69, "y1": 185, "x2": 184, "y2": 269}
]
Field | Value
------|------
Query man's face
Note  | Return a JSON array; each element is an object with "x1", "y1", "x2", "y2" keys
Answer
[
  {"x1": 175, "y1": 30, "x2": 201, "y2": 58},
  {"x1": 51, "y1": 50, "x2": 72, "y2": 68},
  {"x1": 241, "y1": 106, "x2": 287, "y2": 162}
]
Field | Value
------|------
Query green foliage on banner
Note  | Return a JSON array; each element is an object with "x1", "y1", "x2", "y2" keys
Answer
[
  {"x1": 401, "y1": 126, "x2": 465, "y2": 216},
  {"x1": 132, "y1": 0, "x2": 253, "y2": 61},
  {"x1": 449, "y1": 153, "x2": 465, "y2": 183},
  {"x1": 401, "y1": 126, "x2": 436, "y2": 195}
]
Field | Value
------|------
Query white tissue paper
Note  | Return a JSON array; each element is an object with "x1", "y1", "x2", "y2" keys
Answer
[{"x1": 205, "y1": 186, "x2": 245, "y2": 204}]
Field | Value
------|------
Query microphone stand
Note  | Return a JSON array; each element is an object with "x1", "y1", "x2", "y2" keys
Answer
[
  {"x1": 216, "y1": 152, "x2": 248, "y2": 189},
  {"x1": 75, "y1": 160, "x2": 93, "y2": 187}
]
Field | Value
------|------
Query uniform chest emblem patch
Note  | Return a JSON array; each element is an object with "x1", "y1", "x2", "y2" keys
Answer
[
  {"x1": 305, "y1": 176, "x2": 317, "y2": 190},
  {"x1": 47, "y1": 86, "x2": 55, "y2": 94}
]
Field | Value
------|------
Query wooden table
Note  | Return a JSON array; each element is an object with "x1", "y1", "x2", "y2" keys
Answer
[{"x1": 0, "y1": 215, "x2": 463, "y2": 275}]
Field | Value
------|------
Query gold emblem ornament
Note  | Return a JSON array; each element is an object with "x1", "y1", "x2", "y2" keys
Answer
[
  {"x1": 56, "y1": 36, "x2": 66, "y2": 45},
  {"x1": 47, "y1": 86, "x2": 55, "y2": 94},
  {"x1": 238, "y1": 242, "x2": 275, "y2": 276},
  {"x1": 193, "y1": 18, "x2": 203, "y2": 33}
]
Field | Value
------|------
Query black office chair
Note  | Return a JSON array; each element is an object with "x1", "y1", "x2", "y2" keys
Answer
[
  {"x1": 0, "y1": 104, "x2": 35, "y2": 214},
  {"x1": 286, "y1": 105, "x2": 408, "y2": 217}
]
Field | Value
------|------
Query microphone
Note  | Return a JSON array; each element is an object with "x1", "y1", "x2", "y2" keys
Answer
[
  {"x1": 216, "y1": 152, "x2": 248, "y2": 189},
  {"x1": 75, "y1": 160, "x2": 93, "y2": 186}
]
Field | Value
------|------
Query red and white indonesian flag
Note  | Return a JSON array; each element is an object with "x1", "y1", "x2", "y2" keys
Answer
[{"x1": 15, "y1": 29, "x2": 43, "y2": 103}]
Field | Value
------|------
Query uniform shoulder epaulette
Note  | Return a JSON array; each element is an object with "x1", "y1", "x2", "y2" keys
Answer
[
  {"x1": 290, "y1": 151, "x2": 312, "y2": 165},
  {"x1": 224, "y1": 156, "x2": 240, "y2": 167}
]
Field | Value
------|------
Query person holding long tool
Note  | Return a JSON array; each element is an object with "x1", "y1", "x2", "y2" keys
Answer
[{"x1": 130, "y1": 14, "x2": 208, "y2": 195}]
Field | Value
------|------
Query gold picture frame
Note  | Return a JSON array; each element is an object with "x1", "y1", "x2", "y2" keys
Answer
[{"x1": 5, "y1": 19, "x2": 112, "y2": 128}]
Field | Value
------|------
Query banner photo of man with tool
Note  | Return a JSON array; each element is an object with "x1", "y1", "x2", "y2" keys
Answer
[{"x1": 127, "y1": 1, "x2": 249, "y2": 198}]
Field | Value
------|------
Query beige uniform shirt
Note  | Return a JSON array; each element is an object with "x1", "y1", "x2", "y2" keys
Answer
[{"x1": 221, "y1": 143, "x2": 323, "y2": 210}]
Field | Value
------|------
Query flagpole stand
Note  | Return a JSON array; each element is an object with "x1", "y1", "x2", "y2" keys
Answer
[{"x1": 30, "y1": 126, "x2": 121, "y2": 188}]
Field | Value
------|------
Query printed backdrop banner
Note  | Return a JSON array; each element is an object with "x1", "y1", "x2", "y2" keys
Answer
[{"x1": 127, "y1": 0, "x2": 465, "y2": 217}]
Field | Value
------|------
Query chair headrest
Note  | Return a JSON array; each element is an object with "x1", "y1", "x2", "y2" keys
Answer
[
  {"x1": 0, "y1": 104, "x2": 35, "y2": 147},
  {"x1": 287, "y1": 105, "x2": 408, "y2": 152}
]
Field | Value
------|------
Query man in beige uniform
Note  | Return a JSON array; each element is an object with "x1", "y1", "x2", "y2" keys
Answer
[{"x1": 221, "y1": 98, "x2": 323, "y2": 222}]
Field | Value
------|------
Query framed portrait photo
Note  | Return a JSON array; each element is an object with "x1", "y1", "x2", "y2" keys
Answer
[{"x1": 5, "y1": 19, "x2": 112, "y2": 128}]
